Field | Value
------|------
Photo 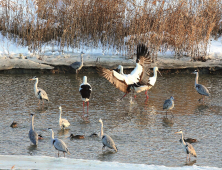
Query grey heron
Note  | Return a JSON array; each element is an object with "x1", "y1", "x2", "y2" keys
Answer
[
  {"x1": 163, "y1": 96, "x2": 174, "y2": 117},
  {"x1": 59, "y1": 106, "x2": 70, "y2": 129},
  {"x1": 99, "y1": 118, "x2": 118, "y2": 152},
  {"x1": 70, "y1": 52, "x2": 84, "y2": 73},
  {"x1": 175, "y1": 130, "x2": 197, "y2": 161},
  {"x1": 192, "y1": 70, "x2": 210, "y2": 102},
  {"x1": 97, "y1": 44, "x2": 151, "y2": 100},
  {"x1": 29, "y1": 114, "x2": 38, "y2": 146},
  {"x1": 79, "y1": 76, "x2": 92, "y2": 113},
  {"x1": 29, "y1": 76, "x2": 49, "y2": 105},
  {"x1": 48, "y1": 128, "x2": 70, "y2": 157}
]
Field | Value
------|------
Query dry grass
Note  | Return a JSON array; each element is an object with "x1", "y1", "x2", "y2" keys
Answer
[{"x1": 0, "y1": 0, "x2": 221, "y2": 60}]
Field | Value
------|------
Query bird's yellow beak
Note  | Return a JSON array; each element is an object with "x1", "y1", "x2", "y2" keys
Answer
[
  {"x1": 29, "y1": 79, "x2": 34, "y2": 81},
  {"x1": 175, "y1": 132, "x2": 179, "y2": 134},
  {"x1": 158, "y1": 70, "x2": 162, "y2": 76}
]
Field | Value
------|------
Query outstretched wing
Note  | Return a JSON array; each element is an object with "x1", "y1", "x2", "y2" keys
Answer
[
  {"x1": 137, "y1": 44, "x2": 150, "y2": 66},
  {"x1": 139, "y1": 66, "x2": 152, "y2": 86},
  {"x1": 97, "y1": 66, "x2": 129, "y2": 93}
]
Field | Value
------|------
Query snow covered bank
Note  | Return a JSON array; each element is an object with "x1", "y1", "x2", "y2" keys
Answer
[{"x1": 0, "y1": 155, "x2": 221, "y2": 170}]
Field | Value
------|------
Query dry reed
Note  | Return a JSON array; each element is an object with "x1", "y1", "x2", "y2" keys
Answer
[{"x1": 0, "y1": 0, "x2": 221, "y2": 60}]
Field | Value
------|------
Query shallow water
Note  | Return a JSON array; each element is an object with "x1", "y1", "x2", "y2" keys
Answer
[{"x1": 0, "y1": 73, "x2": 221, "y2": 168}]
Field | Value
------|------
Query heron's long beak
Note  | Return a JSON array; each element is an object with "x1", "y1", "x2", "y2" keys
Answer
[
  {"x1": 175, "y1": 132, "x2": 180, "y2": 134},
  {"x1": 158, "y1": 70, "x2": 162, "y2": 76},
  {"x1": 29, "y1": 79, "x2": 34, "y2": 81}
]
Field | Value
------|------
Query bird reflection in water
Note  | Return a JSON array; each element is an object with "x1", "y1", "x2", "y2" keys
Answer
[
  {"x1": 27, "y1": 145, "x2": 37, "y2": 155},
  {"x1": 57, "y1": 129, "x2": 70, "y2": 136},
  {"x1": 162, "y1": 116, "x2": 174, "y2": 127},
  {"x1": 185, "y1": 160, "x2": 196, "y2": 166}
]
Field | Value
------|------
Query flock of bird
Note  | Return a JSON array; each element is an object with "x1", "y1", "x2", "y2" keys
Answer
[{"x1": 25, "y1": 44, "x2": 211, "y2": 161}]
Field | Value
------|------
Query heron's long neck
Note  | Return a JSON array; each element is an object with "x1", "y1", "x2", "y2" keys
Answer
[
  {"x1": 81, "y1": 55, "x2": 83, "y2": 66},
  {"x1": 195, "y1": 73, "x2": 198, "y2": 86},
  {"x1": 50, "y1": 130, "x2": 55, "y2": 140},
  {"x1": 30, "y1": 116, "x2": 34, "y2": 131},
  {"x1": 181, "y1": 133, "x2": 186, "y2": 146},
  {"x1": 34, "y1": 79, "x2": 38, "y2": 95},
  {"x1": 100, "y1": 122, "x2": 104, "y2": 138},
  {"x1": 59, "y1": 109, "x2": 62, "y2": 121},
  {"x1": 153, "y1": 69, "x2": 158, "y2": 79}
]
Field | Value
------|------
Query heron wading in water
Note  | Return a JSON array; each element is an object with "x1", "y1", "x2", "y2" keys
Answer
[
  {"x1": 163, "y1": 96, "x2": 174, "y2": 117},
  {"x1": 29, "y1": 114, "x2": 38, "y2": 146},
  {"x1": 48, "y1": 128, "x2": 70, "y2": 157},
  {"x1": 99, "y1": 118, "x2": 118, "y2": 152},
  {"x1": 175, "y1": 130, "x2": 197, "y2": 161},
  {"x1": 29, "y1": 76, "x2": 49, "y2": 106},
  {"x1": 59, "y1": 106, "x2": 70, "y2": 129},
  {"x1": 192, "y1": 70, "x2": 210, "y2": 102}
]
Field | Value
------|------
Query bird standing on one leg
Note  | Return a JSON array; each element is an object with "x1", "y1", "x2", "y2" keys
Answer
[
  {"x1": 175, "y1": 130, "x2": 197, "y2": 161},
  {"x1": 29, "y1": 76, "x2": 49, "y2": 106},
  {"x1": 79, "y1": 76, "x2": 92, "y2": 114},
  {"x1": 48, "y1": 128, "x2": 70, "y2": 157},
  {"x1": 192, "y1": 70, "x2": 210, "y2": 102},
  {"x1": 99, "y1": 118, "x2": 118, "y2": 152},
  {"x1": 163, "y1": 96, "x2": 174, "y2": 117}
]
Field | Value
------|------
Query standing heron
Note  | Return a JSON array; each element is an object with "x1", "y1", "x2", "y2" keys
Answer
[
  {"x1": 163, "y1": 96, "x2": 174, "y2": 117},
  {"x1": 48, "y1": 128, "x2": 70, "y2": 157},
  {"x1": 192, "y1": 70, "x2": 210, "y2": 102},
  {"x1": 70, "y1": 52, "x2": 84, "y2": 73},
  {"x1": 79, "y1": 76, "x2": 92, "y2": 113},
  {"x1": 29, "y1": 76, "x2": 49, "y2": 105},
  {"x1": 175, "y1": 130, "x2": 197, "y2": 161},
  {"x1": 99, "y1": 118, "x2": 118, "y2": 152},
  {"x1": 59, "y1": 106, "x2": 70, "y2": 129},
  {"x1": 29, "y1": 114, "x2": 38, "y2": 145},
  {"x1": 97, "y1": 44, "x2": 151, "y2": 100}
]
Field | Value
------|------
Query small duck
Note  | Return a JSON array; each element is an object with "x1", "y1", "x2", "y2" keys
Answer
[
  {"x1": 70, "y1": 134, "x2": 85, "y2": 139},
  {"x1": 38, "y1": 134, "x2": 44, "y2": 140},
  {"x1": 180, "y1": 138, "x2": 197, "y2": 144},
  {"x1": 10, "y1": 121, "x2": 18, "y2": 128}
]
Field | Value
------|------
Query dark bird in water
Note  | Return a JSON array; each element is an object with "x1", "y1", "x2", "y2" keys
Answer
[
  {"x1": 192, "y1": 70, "x2": 210, "y2": 102},
  {"x1": 70, "y1": 134, "x2": 85, "y2": 139},
  {"x1": 38, "y1": 134, "x2": 43, "y2": 140},
  {"x1": 10, "y1": 121, "x2": 18, "y2": 128},
  {"x1": 79, "y1": 76, "x2": 92, "y2": 113},
  {"x1": 180, "y1": 138, "x2": 197, "y2": 144}
]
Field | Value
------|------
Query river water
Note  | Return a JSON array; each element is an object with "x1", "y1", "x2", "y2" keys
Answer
[{"x1": 0, "y1": 73, "x2": 221, "y2": 168}]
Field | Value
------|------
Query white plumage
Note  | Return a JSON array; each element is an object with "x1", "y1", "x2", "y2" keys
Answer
[{"x1": 59, "y1": 106, "x2": 70, "y2": 129}]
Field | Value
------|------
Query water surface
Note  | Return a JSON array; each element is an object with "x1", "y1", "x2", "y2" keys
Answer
[{"x1": 0, "y1": 73, "x2": 221, "y2": 168}]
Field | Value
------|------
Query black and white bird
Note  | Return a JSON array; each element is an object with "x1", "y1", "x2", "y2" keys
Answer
[
  {"x1": 79, "y1": 76, "x2": 92, "y2": 113},
  {"x1": 29, "y1": 114, "x2": 38, "y2": 146},
  {"x1": 59, "y1": 106, "x2": 70, "y2": 129},
  {"x1": 48, "y1": 128, "x2": 70, "y2": 157},
  {"x1": 175, "y1": 130, "x2": 197, "y2": 161},
  {"x1": 29, "y1": 76, "x2": 49, "y2": 105},
  {"x1": 163, "y1": 96, "x2": 174, "y2": 117},
  {"x1": 99, "y1": 118, "x2": 118, "y2": 152},
  {"x1": 70, "y1": 52, "x2": 84, "y2": 73},
  {"x1": 97, "y1": 44, "x2": 151, "y2": 100},
  {"x1": 192, "y1": 70, "x2": 210, "y2": 102}
]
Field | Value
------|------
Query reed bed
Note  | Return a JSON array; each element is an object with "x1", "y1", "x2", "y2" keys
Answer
[{"x1": 0, "y1": 0, "x2": 221, "y2": 60}]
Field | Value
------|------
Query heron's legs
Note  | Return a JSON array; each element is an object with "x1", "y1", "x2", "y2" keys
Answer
[
  {"x1": 102, "y1": 145, "x2": 105, "y2": 152},
  {"x1": 63, "y1": 152, "x2": 65, "y2": 157},
  {"x1": 58, "y1": 151, "x2": 59, "y2": 157}
]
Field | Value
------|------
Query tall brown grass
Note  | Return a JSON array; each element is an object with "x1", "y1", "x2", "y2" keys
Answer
[{"x1": 0, "y1": 0, "x2": 221, "y2": 60}]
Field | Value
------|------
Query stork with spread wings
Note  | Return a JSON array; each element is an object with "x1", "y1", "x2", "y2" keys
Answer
[{"x1": 97, "y1": 44, "x2": 152, "y2": 100}]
